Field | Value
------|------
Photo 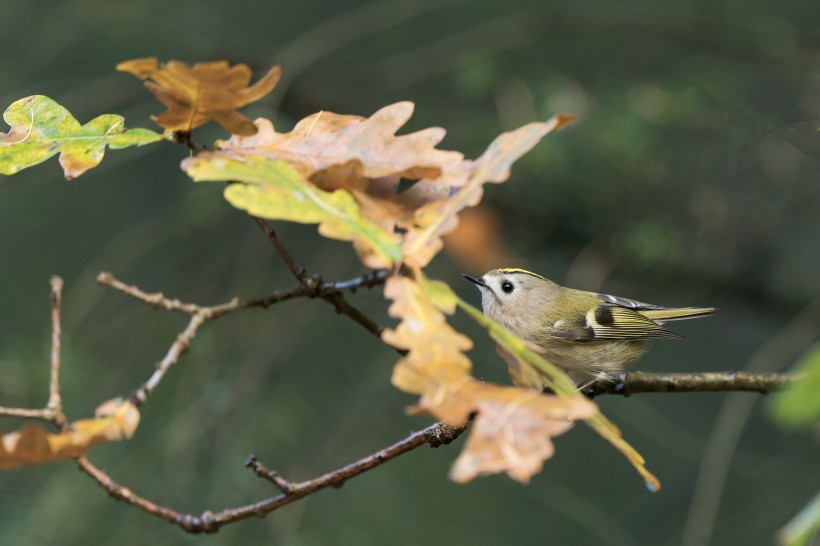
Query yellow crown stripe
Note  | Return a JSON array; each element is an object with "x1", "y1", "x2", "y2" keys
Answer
[{"x1": 499, "y1": 268, "x2": 546, "y2": 280}]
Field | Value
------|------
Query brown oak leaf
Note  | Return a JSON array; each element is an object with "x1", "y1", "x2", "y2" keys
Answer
[
  {"x1": 450, "y1": 386, "x2": 597, "y2": 483},
  {"x1": 213, "y1": 102, "x2": 465, "y2": 182},
  {"x1": 116, "y1": 57, "x2": 281, "y2": 135}
]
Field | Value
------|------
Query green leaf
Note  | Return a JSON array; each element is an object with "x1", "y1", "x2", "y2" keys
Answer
[
  {"x1": 770, "y1": 344, "x2": 820, "y2": 429},
  {"x1": 181, "y1": 154, "x2": 403, "y2": 268},
  {"x1": 0, "y1": 95, "x2": 163, "y2": 179},
  {"x1": 777, "y1": 490, "x2": 820, "y2": 546}
]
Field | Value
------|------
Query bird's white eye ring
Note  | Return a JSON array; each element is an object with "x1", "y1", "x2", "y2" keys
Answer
[{"x1": 501, "y1": 281, "x2": 514, "y2": 294}]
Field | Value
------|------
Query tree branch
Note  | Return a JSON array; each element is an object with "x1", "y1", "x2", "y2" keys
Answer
[
  {"x1": 96, "y1": 270, "x2": 396, "y2": 406},
  {"x1": 0, "y1": 277, "x2": 68, "y2": 428},
  {"x1": 247, "y1": 217, "x2": 393, "y2": 347},
  {"x1": 76, "y1": 421, "x2": 464, "y2": 534},
  {"x1": 583, "y1": 370, "x2": 801, "y2": 397},
  {"x1": 252, "y1": 216, "x2": 308, "y2": 283},
  {"x1": 4, "y1": 274, "x2": 802, "y2": 537},
  {"x1": 47, "y1": 276, "x2": 66, "y2": 427}
]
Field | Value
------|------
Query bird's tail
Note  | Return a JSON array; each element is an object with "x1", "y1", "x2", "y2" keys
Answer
[{"x1": 641, "y1": 307, "x2": 716, "y2": 323}]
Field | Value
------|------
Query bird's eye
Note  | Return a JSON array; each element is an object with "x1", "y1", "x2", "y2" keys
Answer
[{"x1": 501, "y1": 281, "x2": 514, "y2": 294}]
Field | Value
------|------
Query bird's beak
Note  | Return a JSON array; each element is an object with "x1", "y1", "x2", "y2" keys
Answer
[{"x1": 462, "y1": 274, "x2": 487, "y2": 288}]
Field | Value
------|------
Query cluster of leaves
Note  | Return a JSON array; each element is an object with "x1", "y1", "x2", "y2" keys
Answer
[{"x1": 0, "y1": 58, "x2": 660, "y2": 488}]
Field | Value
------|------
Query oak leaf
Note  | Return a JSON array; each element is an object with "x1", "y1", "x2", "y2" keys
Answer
[
  {"x1": 0, "y1": 95, "x2": 162, "y2": 179},
  {"x1": 212, "y1": 102, "x2": 465, "y2": 183},
  {"x1": 450, "y1": 386, "x2": 596, "y2": 483},
  {"x1": 402, "y1": 115, "x2": 575, "y2": 268},
  {"x1": 116, "y1": 57, "x2": 281, "y2": 136},
  {"x1": 0, "y1": 399, "x2": 139, "y2": 469},
  {"x1": 204, "y1": 102, "x2": 476, "y2": 237},
  {"x1": 181, "y1": 155, "x2": 402, "y2": 268},
  {"x1": 382, "y1": 276, "x2": 475, "y2": 424}
]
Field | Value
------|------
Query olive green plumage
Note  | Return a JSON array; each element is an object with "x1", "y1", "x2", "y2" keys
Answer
[{"x1": 463, "y1": 268, "x2": 715, "y2": 384}]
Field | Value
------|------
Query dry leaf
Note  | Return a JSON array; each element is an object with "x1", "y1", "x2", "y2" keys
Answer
[
  {"x1": 213, "y1": 102, "x2": 465, "y2": 182},
  {"x1": 382, "y1": 276, "x2": 475, "y2": 424},
  {"x1": 117, "y1": 57, "x2": 281, "y2": 135},
  {"x1": 0, "y1": 399, "x2": 140, "y2": 469},
  {"x1": 450, "y1": 386, "x2": 596, "y2": 483},
  {"x1": 402, "y1": 115, "x2": 574, "y2": 268},
  {"x1": 204, "y1": 102, "x2": 473, "y2": 236}
]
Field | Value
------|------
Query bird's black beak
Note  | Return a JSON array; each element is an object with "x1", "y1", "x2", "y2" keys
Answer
[{"x1": 462, "y1": 274, "x2": 487, "y2": 288}]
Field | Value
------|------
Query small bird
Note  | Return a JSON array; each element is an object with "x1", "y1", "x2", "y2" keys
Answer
[{"x1": 463, "y1": 268, "x2": 715, "y2": 386}]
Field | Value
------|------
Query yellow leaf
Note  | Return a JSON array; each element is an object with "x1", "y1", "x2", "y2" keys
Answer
[
  {"x1": 117, "y1": 57, "x2": 281, "y2": 135},
  {"x1": 382, "y1": 276, "x2": 475, "y2": 424},
  {"x1": 182, "y1": 155, "x2": 402, "y2": 268},
  {"x1": 0, "y1": 399, "x2": 140, "y2": 469}
]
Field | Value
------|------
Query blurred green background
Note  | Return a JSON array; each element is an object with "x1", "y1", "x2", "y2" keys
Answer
[{"x1": 0, "y1": 0, "x2": 818, "y2": 544}]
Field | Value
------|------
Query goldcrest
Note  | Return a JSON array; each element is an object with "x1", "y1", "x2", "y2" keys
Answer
[{"x1": 463, "y1": 268, "x2": 715, "y2": 385}]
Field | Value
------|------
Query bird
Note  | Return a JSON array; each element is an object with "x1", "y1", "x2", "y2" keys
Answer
[{"x1": 463, "y1": 268, "x2": 715, "y2": 386}]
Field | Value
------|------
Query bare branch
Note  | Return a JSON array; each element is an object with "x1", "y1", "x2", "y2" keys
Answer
[
  {"x1": 252, "y1": 217, "x2": 307, "y2": 283},
  {"x1": 0, "y1": 277, "x2": 69, "y2": 428},
  {"x1": 47, "y1": 276, "x2": 67, "y2": 428},
  {"x1": 246, "y1": 217, "x2": 393, "y2": 347},
  {"x1": 131, "y1": 313, "x2": 205, "y2": 406},
  {"x1": 96, "y1": 271, "x2": 393, "y2": 404},
  {"x1": 96, "y1": 270, "x2": 387, "y2": 320},
  {"x1": 245, "y1": 456, "x2": 294, "y2": 493},
  {"x1": 76, "y1": 421, "x2": 464, "y2": 534},
  {"x1": 96, "y1": 271, "x2": 203, "y2": 315},
  {"x1": 584, "y1": 371, "x2": 801, "y2": 397},
  {"x1": 322, "y1": 292, "x2": 385, "y2": 340},
  {"x1": 0, "y1": 406, "x2": 58, "y2": 422}
]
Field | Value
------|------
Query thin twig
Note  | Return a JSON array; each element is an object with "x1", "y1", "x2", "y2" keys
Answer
[
  {"x1": 322, "y1": 292, "x2": 385, "y2": 340},
  {"x1": 0, "y1": 278, "x2": 68, "y2": 428},
  {"x1": 584, "y1": 371, "x2": 801, "y2": 397},
  {"x1": 47, "y1": 276, "x2": 67, "y2": 428},
  {"x1": 0, "y1": 406, "x2": 58, "y2": 422},
  {"x1": 131, "y1": 313, "x2": 204, "y2": 406},
  {"x1": 96, "y1": 271, "x2": 393, "y2": 405},
  {"x1": 247, "y1": 217, "x2": 395, "y2": 348},
  {"x1": 252, "y1": 217, "x2": 307, "y2": 283},
  {"x1": 173, "y1": 131, "x2": 209, "y2": 153},
  {"x1": 96, "y1": 270, "x2": 387, "y2": 319},
  {"x1": 245, "y1": 456, "x2": 294, "y2": 493},
  {"x1": 76, "y1": 421, "x2": 464, "y2": 534}
]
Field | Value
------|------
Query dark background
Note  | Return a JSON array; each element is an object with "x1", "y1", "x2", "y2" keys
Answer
[{"x1": 0, "y1": 0, "x2": 817, "y2": 544}]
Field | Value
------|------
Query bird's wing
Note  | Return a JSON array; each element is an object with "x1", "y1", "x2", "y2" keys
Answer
[
  {"x1": 596, "y1": 292, "x2": 716, "y2": 323},
  {"x1": 549, "y1": 304, "x2": 683, "y2": 342},
  {"x1": 595, "y1": 292, "x2": 665, "y2": 310}
]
